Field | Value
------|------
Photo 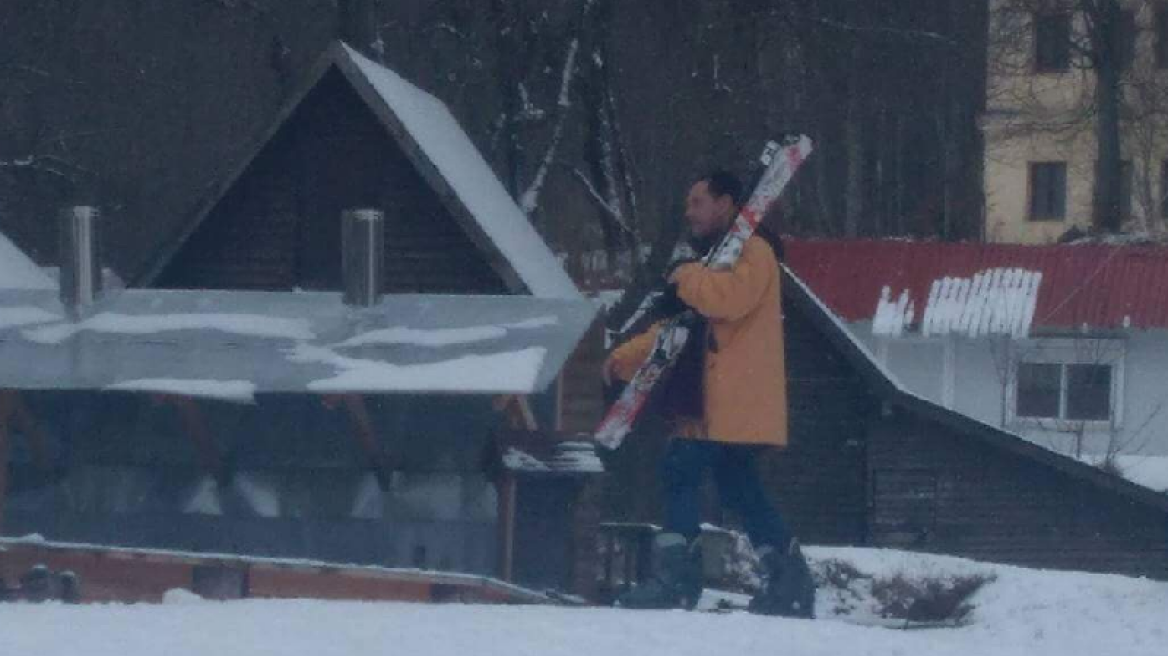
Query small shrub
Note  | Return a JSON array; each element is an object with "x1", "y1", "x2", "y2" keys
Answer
[
  {"x1": 870, "y1": 573, "x2": 995, "y2": 624},
  {"x1": 815, "y1": 558, "x2": 870, "y2": 590}
]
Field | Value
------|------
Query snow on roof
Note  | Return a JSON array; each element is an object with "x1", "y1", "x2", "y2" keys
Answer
[
  {"x1": 339, "y1": 44, "x2": 581, "y2": 300},
  {"x1": 0, "y1": 289, "x2": 596, "y2": 396},
  {"x1": 784, "y1": 265, "x2": 911, "y2": 395},
  {"x1": 787, "y1": 238, "x2": 1168, "y2": 331},
  {"x1": 872, "y1": 267, "x2": 1042, "y2": 338},
  {"x1": 25, "y1": 312, "x2": 315, "y2": 344},
  {"x1": 871, "y1": 287, "x2": 914, "y2": 338},
  {"x1": 333, "y1": 317, "x2": 557, "y2": 349},
  {"x1": 104, "y1": 379, "x2": 258, "y2": 404},
  {"x1": 920, "y1": 268, "x2": 1041, "y2": 338},
  {"x1": 290, "y1": 343, "x2": 547, "y2": 393},
  {"x1": 0, "y1": 230, "x2": 53, "y2": 290}
]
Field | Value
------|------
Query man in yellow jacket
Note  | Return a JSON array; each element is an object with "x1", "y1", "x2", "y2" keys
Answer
[{"x1": 603, "y1": 171, "x2": 814, "y2": 617}]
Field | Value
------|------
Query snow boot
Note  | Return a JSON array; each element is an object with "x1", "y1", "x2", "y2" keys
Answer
[
  {"x1": 748, "y1": 539, "x2": 816, "y2": 618},
  {"x1": 617, "y1": 532, "x2": 703, "y2": 610}
]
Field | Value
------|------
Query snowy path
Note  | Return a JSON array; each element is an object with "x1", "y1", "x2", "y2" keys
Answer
[{"x1": 5, "y1": 547, "x2": 1167, "y2": 656}]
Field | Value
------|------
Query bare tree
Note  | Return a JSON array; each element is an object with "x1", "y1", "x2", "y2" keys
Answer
[{"x1": 986, "y1": 0, "x2": 1165, "y2": 234}]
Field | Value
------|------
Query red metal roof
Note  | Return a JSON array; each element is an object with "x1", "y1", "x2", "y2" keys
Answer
[{"x1": 784, "y1": 238, "x2": 1168, "y2": 331}]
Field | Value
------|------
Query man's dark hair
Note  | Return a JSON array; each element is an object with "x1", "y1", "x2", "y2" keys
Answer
[{"x1": 700, "y1": 169, "x2": 743, "y2": 206}]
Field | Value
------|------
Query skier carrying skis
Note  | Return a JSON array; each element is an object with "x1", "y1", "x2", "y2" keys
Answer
[{"x1": 602, "y1": 170, "x2": 815, "y2": 617}]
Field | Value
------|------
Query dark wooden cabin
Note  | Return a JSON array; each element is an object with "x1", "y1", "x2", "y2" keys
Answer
[
  {"x1": 0, "y1": 41, "x2": 603, "y2": 599},
  {"x1": 589, "y1": 266, "x2": 1168, "y2": 580}
]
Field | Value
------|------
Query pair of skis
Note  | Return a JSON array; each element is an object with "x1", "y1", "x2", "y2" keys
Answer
[{"x1": 594, "y1": 136, "x2": 813, "y2": 450}]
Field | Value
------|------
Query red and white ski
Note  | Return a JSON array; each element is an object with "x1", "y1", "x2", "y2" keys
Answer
[{"x1": 594, "y1": 136, "x2": 812, "y2": 450}]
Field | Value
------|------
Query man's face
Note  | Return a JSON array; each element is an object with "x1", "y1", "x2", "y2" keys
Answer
[{"x1": 685, "y1": 181, "x2": 734, "y2": 239}]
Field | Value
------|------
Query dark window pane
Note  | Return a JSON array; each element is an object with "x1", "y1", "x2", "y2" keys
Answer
[
  {"x1": 1066, "y1": 364, "x2": 1112, "y2": 421},
  {"x1": 1117, "y1": 10, "x2": 1137, "y2": 71},
  {"x1": 1162, "y1": 160, "x2": 1168, "y2": 218},
  {"x1": 1035, "y1": 14, "x2": 1071, "y2": 72},
  {"x1": 1120, "y1": 160, "x2": 1133, "y2": 219},
  {"x1": 1158, "y1": 7, "x2": 1168, "y2": 68},
  {"x1": 1030, "y1": 162, "x2": 1067, "y2": 220},
  {"x1": 1017, "y1": 363, "x2": 1061, "y2": 418}
]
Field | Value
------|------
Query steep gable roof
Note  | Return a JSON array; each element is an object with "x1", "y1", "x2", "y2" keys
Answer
[
  {"x1": 781, "y1": 265, "x2": 1168, "y2": 514},
  {"x1": 137, "y1": 41, "x2": 579, "y2": 300}
]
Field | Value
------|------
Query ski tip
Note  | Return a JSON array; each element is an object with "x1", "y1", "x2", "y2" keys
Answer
[
  {"x1": 760, "y1": 141, "x2": 780, "y2": 166},
  {"x1": 774, "y1": 133, "x2": 813, "y2": 153},
  {"x1": 760, "y1": 135, "x2": 813, "y2": 168}
]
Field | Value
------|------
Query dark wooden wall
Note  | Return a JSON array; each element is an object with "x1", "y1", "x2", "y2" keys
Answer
[
  {"x1": 156, "y1": 68, "x2": 507, "y2": 294},
  {"x1": 758, "y1": 290, "x2": 875, "y2": 546},
  {"x1": 511, "y1": 476, "x2": 602, "y2": 595},
  {"x1": 593, "y1": 281, "x2": 876, "y2": 547},
  {"x1": 869, "y1": 412, "x2": 1168, "y2": 579}
]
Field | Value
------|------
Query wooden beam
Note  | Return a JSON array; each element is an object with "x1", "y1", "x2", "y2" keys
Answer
[
  {"x1": 0, "y1": 390, "x2": 16, "y2": 536},
  {"x1": 330, "y1": 394, "x2": 392, "y2": 490},
  {"x1": 493, "y1": 395, "x2": 538, "y2": 431},
  {"x1": 516, "y1": 397, "x2": 537, "y2": 431},
  {"x1": 164, "y1": 395, "x2": 228, "y2": 484}
]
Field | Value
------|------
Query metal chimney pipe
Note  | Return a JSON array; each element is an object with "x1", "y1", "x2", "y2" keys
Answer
[
  {"x1": 59, "y1": 205, "x2": 102, "y2": 315},
  {"x1": 342, "y1": 208, "x2": 384, "y2": 307}
]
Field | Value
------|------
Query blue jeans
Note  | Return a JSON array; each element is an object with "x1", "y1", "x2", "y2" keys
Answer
[{"x1": 662, "y1": 437, "x2": 792, "y2": 550}]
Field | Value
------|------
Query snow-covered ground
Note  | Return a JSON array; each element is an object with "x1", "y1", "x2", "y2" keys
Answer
[{"x1": 4, "y1": 547, "x2": 1166, "y2": 656}]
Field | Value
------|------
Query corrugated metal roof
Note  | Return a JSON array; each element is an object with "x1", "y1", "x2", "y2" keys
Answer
[
  {"x1": 0, "y1": 289, "x2": 596, "y2": 395},
  {"x1": 785, "y1": 239, "x2": 1168, "y2": 331}
]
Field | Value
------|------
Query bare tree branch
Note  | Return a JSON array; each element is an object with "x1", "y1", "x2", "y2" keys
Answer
[
  {"x1": 566, "y1": 165, "x2": 635, "y2": 237},
  {"x1": 807, "y1": 16, "x2": 959, "y2": 47}
]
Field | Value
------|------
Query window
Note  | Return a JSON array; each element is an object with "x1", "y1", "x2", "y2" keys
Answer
[
  {"x1": 1066, "y1": 364, "x2": 1112, "y2": 420},
  {"x1": 1035, "y1": 13, "x2": 1071, "y2": 72},
  {"x1": 1161, "y1": 160, "x2": 1168, "y2": 218},
  {"x1": 1117, "y1": 9, "x2": 1137, "y2": 71},
  {"x1": 1029, "y1": 162, "x2": 1067, "y2": 220},
  {"x1": 1016, "y1": 362, "x2": 1114, "y2": 422},
  {"x1": 1119, "y1": 160, "x2": 1133, "y2": 220},
  {"x1": 1017, "y1": 362, "x2": 1061, "y2": 418},
  {"x1": 1157, "y1": 5, "x2": 1168, "y2": 68}
]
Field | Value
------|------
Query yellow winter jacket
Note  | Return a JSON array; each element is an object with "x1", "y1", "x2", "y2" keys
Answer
[{"x1": 608, "y1": 236, "x2": 788, "y2": 446}]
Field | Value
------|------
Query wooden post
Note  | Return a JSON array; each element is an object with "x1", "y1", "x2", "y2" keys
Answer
[
  {"x1": 494, "y1": 395, "x2": 537, "y2": 431},
  {"x1": 497, "y1": 474, "x2": 517, "y2": 582},
  {"x1": 11, "y1": 395, "x2": 52, "y2": 472},
  {"x1": 0, "y1": 390, "x2": 16, "y2": 536},
  {"x1": 166, "y1": 395, "x2": 228, "y2": 484},
  {"x1": 554, "y1": 374, "x2": 564, "y2": 432},
  {"x1": 334, "y1": 394, "x2": 392, "y2": 489}
]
